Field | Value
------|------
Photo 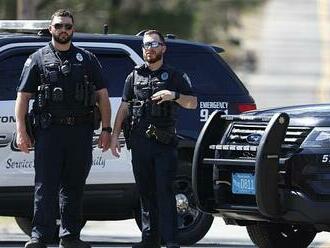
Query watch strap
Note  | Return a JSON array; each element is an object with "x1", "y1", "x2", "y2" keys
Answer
[
  {"x1": 173, "y1": 91, "x2": 180, "y2": 101},
  {"x1": 102, "y1": 127, "x2": 112, "y2": 133}
]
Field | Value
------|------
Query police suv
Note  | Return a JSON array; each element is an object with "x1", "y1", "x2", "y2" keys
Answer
[
  {"x1": 0, "y1": 21, "x2": 255, "y2": 245},
  {"x1": 193, "y1": 105, "x2": 330, "y2": 247}
]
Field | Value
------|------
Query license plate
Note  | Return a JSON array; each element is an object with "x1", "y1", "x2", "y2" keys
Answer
[{"x1": 232, "y1": 173, "x2": 255, "y2": 195}]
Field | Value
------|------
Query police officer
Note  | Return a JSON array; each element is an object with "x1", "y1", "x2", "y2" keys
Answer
[
  {"x1": 15, "y1": 9, "x2": 112, "y2": 248},
  {"x1": 110, "y1": 30, "x2": 197, "y2": 248}
]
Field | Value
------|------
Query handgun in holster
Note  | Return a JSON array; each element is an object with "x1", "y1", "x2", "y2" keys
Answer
[
  {"x1": 122, "y1": 115, "x2": 133, "y2": 150},
  {"x1": 146, "y1": 124, "x2": 176, "y2": 145},
  {"x1": 123, "y1": 101, "x2": 137, "y2": 150},
  {"x1": 25, "y1": 112, "x2": 35, "y2": 143}
]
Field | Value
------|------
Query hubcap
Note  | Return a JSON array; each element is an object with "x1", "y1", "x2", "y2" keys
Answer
[
  {"x1": 174, "y1": 178, "x2": 202, "y2": 231},
  {"x1": 176, "y1": 193, "x2": 189, "y2": 214}
]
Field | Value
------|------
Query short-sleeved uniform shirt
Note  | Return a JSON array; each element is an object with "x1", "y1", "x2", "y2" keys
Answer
[
  {"x1": 17, "y1": 42, "x2": 106, "y2": 115},
  {"x1": 122, "y1": 63, "x2": 194, "y2": 127}
]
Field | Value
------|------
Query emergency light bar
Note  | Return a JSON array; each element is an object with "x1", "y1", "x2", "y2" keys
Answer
[{"x1": 0, "y1": 20, "x2": 50, "y2": 30}]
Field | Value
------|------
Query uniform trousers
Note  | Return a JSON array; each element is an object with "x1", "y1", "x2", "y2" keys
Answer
[
  {"x1": 32, "y1": 124, "x2": 93, "y2": 242},
  {"x1": 131, "y1": 128, "x2": 178, "y2": 244}
]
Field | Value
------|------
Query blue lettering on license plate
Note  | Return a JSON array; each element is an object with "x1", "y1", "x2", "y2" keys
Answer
[{"x1": 232, "y1": 173, "x2": 255, "y2": 195}]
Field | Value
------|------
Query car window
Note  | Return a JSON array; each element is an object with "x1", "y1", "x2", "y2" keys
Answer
[
  {"x1": 165, "y1": 52, "x2": 246, "y2": 95},
  {"x1": 0, "y1": 53, "x2": 28, "y2": 100},
  {"x1": 0, "y1": 49, "x2": 135, "y2": 100},
  {"x1": 95, "y1": 53, "x2": 135, "y2": 97}
]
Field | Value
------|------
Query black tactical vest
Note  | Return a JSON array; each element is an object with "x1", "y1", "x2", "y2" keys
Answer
[
  {"x1": 132, "y1": 65, "x2": 177, "y2": 128},
  {"x1": 33, "y1": 43, "x2": 95, "y2": 117}
]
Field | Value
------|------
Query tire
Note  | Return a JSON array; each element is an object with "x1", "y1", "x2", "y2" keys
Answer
[
  {"x1": 15, "y1": 217, "x2": 33, "y2": 236},
  {"x1": 246, "y1": 222, "x2": 317, "y2": 248},
  {"x1": 134, "y1": 175, "x2": 214, "y2": 246},
  {"x1": 15, "y1": 217, "x2": 87, "y2": 242}
]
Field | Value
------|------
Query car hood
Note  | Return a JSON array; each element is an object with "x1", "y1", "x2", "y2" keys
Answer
[{"x1": 243, "y1": 104, "x2": 330, "y2": 127}]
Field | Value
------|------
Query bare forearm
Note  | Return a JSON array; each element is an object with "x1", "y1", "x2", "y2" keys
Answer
[
  {"x1": 175, "y1": 93, "x2": 197, "y2": 109},
  {"x1": 15, "y1": 92, "x2": 32, "y2": 132},
  {"x1": 151, "y1": 90, "x2": 197, "y2": 109},
  {"x1": 97, "y1": 89, "x2": 111, "y2": 128},
  {"x1": 112, "y1": 102, "x2": 129, "y2": 138}
]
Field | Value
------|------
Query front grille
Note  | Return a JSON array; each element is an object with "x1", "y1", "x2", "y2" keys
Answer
[{"x1": 222, "y1": 122, "x2": 312, "y2": 158}]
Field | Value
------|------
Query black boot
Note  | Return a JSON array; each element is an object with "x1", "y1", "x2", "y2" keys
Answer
[
  {"x1": 166, "y1": 243, "x2": 180, "y2": 248},
  {"x1": 59, "y1": 238, "x2": 91, "y2": 248},
  {"x1": 132, "y1": 239, "x2": 161, "y2": 248},
  {"x1": 24, "y1": 239, "x2": 47, "y2": 248}
]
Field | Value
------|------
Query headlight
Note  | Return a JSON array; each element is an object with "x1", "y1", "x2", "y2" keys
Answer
[{"x1": 301, "y1": 127, "x2": 330, "y2": 148}]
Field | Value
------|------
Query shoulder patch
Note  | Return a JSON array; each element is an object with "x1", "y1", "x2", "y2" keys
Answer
[
  {"x1": 183, "y1": 73, "x2": 192, "y2": 87},
  {"x1": 76, "y1": 52, "x2": 83, "y2": 62},
  {"x1": 161, "y1": 72, "x2": 169, "y2": 80}
]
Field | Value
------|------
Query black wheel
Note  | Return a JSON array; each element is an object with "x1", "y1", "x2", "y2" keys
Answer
[
  {"x1": 246, "y1": 222, "x2": 317, "y2": 248},
  {"x1": 174, "y1": 176, "x2": 214, "y2": 245},
  {"x1": 15, "y1": 217, "x2": 33, "y2": 236},
  {"x1": 15, "y1": 217, "x2": 87, "y2": 243},
  {"x1": 134, "y1": 176, "x2": 214, "y2": 246}
]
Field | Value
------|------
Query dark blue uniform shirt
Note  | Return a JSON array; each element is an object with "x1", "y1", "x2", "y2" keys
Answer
[
  {"x1": 17, "y1": 42, "x2": 105, "y2": 116},
  {"x1": 122, "y1": 63, "x2": 194, "y2": 127},
  {"x1": 18, "y1": 42, "x2": 105, "y2": 93}
]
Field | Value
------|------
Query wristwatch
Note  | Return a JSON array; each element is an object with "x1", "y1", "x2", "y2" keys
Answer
[
  {"x1": 102, "y1": 127, "x2": 112, "y2": 133},
  {"x1": 173, "y1": 91, "x2": 180, "y2": 101}
]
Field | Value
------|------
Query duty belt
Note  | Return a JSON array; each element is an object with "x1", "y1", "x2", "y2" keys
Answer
[
  {"x1": 51, "y1": 114, "x2": 93, "y2": 126},
  {"x1": 34, "y1": 112, "x2": 94, "y2": 128}
]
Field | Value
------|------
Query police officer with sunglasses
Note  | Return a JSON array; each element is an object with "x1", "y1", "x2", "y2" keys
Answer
[
  {"x1": 111, "y1": 30, "x2": 197, "y2": 248},
  {"x1": 15, "y1": 9, "x2": 112, "y2": 248}
]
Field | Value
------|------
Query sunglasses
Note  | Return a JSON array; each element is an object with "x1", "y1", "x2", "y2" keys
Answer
[
  {"x1": 52, "y1": 23, "x2": 73, "y2": 30},
  {"x1": 142, "y1": 41, "x2": 164, "y2": 49}
]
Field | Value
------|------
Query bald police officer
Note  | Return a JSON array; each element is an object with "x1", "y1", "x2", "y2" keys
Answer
[
  {"x1": 15, "y1": 9, "x2": 112, "y2": 248},
  {"x1": 110, "y1": 30, "x2": 197, "y2": 248}
]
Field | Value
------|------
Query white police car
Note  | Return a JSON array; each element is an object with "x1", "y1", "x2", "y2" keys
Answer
[{"x1": 0, "y1": 21, "x2": 256, "y2": 245}]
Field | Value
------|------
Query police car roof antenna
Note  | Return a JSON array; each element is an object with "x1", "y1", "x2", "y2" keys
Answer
[
  {"x1": 103, "y1": 24, "x2": 108, "y2": 35},
  {"x1": 166, "y1": 34, "x2": 176, "y2": 39}
]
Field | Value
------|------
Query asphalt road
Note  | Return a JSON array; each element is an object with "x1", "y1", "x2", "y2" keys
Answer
[
  {"x1": 1, "y1": 218, "x2": 330, "y2": 247},
  {"x1": 0, "y1": 218, "x2": 252, "y2": 247}
]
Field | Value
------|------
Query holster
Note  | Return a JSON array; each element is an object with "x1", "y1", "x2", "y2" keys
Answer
[
  {"x1": 25, "y1": 112, "x2": 35, "y2": 143},
  {"x1": 122, "y1": 116, "x2": 133, "y2": 149},
  {"x1": 146, "y1": 124, "x2": 176, "y2": 145}
]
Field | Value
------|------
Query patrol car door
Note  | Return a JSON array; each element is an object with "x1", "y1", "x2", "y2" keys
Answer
[
  {"x1": 0, "y1": 47, "x2": 38, "y2": 188},
  {"x1": 82, "y1": 44, "x2": 143, "y2": 185}
]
